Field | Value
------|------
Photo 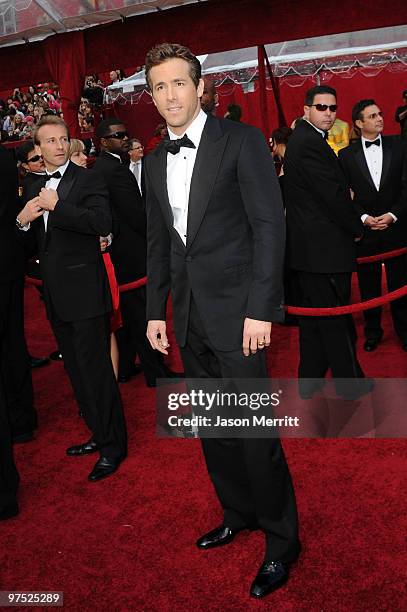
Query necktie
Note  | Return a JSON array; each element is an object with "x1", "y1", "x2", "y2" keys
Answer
[
  {"x1": 47, "y1": 170, "x2": 62, "y2": 179},
  {"x1": 164, "y1": 134, "x2": 196, "y2": 155},
  {"x1": 365, "y1": 139, "x2": 380, "y2": 148}
]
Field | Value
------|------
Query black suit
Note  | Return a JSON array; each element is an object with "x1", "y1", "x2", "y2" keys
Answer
[
  {"x1": 24, "y1": 161, "x2": 126, "y2": 459},
  {"x1": 0, "y1": 145, "x2": 21, "y2": 509},
  {"x1": 92, "y1": 151, "x2": 169, "y2": 385},
  {"x1": 339, "y1": 137, "x2": 407, "y2": 343},
  {"x1": 145, "y1": 114, "x2": 300, "y2": 563},
  {"x1": 0, "y1": 145, "x2": 36, "y2": 439},
  {"x1": 284, "y1": 120, "x2": 365, "y2": 389}
]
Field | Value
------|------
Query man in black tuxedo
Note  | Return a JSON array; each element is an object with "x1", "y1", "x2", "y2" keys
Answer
[
  {"x1": 17, "y1": 116, "x2": 127, "y2": 482},
  {"x1": 144, "y1": 43, "x2": 300, "y2": 599},
  {"x1": 92, "y1": 119, "x2": 180, "y2": 387},
  {"x1": 284, "y1": 86, "x2": 368, "y2": 397},
  {"x1": 339, "y1": 99, "x2": 407, "y2": 352},
  {"x1": 0, "y1": 143, "x2": 37, "y2": 444}
]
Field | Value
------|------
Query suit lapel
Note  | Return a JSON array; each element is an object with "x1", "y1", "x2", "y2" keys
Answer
[
  {"x1": 186, "y1": 116, "x2": 228, "y2": 250},
  {"x1": 45, "y1": 162, "x2": 76, "y2": 245},
  {"x1": 149, "y1": 143, "x2": 186, "y2": 250},
  {"x1": 353, "y1": 140, "x2": 376, "y2": 190},
  {"x1": 379, "y1": 137, "x2": 392, "y2": 189}
]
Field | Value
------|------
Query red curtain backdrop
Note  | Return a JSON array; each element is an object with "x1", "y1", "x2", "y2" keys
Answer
[{"x1": 43, "y1": 31, "x2": 86, "y2": 138}]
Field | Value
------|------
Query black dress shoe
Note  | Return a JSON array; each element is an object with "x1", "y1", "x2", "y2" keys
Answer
[
  {"x1": 88, "y1": 456, "x2": 122, "y2": 482},
  {"x1": 364, "y1": 338, "x2": 380, "y2": 352},
  {"x1": 0, "y1": 502, "x2": 19, "y2": 521},
  {"x1": 49, "y1": 350, "x2": 63, "y2": 361},
  {"x1": 30, "y1": 355, "x2": 50, "y2": 368},
  {"x1": 66, "y1": 440, "x2": 98, "y2": 456},
  {"x1": 250, "y1": 561, "x2": 289, "y2": 598},
  {"x1": 196, "y1": 525, "x2": 237, "y2": 549},
  {"x1": 12, "y1": 431, "x2": 35, "y2": 444}
]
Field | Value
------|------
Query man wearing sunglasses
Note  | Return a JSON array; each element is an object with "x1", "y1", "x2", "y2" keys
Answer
[
  {"x1": 339, "y1": 99, "x2": 407, "y2": 353},
  {"x1": 284, "y1": 85, "x2": 369, "y2": 399},
  {"x1": 93, "y1": 118, "x2": 182, "y2": 387}
]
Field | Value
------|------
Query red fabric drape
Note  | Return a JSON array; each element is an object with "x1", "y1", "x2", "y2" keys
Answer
[{"x1": 43, "y1": 31, "x2": 86, "y2": 138}]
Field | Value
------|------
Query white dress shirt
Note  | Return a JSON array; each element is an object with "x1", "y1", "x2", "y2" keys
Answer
[
  {"x1": 43, "y1": 160, "x2": 70, "y2": 231},
  {"x1": 130, "y1": 160, "x2": 142, "y2": 193},
  {"x1": 166, "y1": 109, "x2": 207, "y2": 244},
  {"x1": 361, "y1": 134, "x2": 396, "y2": 223}
]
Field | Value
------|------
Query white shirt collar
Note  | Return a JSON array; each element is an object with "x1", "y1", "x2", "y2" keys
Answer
[
  {"x1": 45, "y1": 158, "x2": 70, "y2": 177},
  {"x1": 106, "y1": 151, "x2": 122, "y2": 162},
  {"x1": 167, "y1": 108, "x2": 207, "y2": 147},
  {"x1": 361, "y1": 133, "x2": 382, "y2": 146},
  {"x1": 304, "y1": 118, "x2": 326, "y2": 138}
]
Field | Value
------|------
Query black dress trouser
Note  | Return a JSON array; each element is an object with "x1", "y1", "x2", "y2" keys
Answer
[
  {"x1": 49, "y1": 302, "x2": 127, "y2": 459},
  {"x1": 180, "y1": 299, "x2": 300, "y2": 564},
  {"x1": 1, "y1": 278, "x2": 36, "y2": 436},
  {"x1": 0, "y1": 281, "x2": 20, "y2": 508}
]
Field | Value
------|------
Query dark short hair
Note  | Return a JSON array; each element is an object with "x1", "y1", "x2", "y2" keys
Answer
[
  {"x1": 304, "y1": 85, "x2": 337, "y2": 106},
  {"x1": 17, "y1": 140, "x2": 35, "y2": 163},
  {"x1": 351, "y1": 99, "x2": 376, "y2": 124},
  {"x1": 33, "y1": 115, "x2": 69, "y2": 144},
  {"x1": 403, "y1": 90, "x2": 407, "y2": 98},
  {"x1": 95, "y1": 117, "x2": 124, "y2": 138},
  {"x1": 129, "y1": 137, "x2": 142, "y2": 148},
  {"x1": 145, "y1": 42, "x2": 201, "y2": 90},
  {"x1": 271, "y1": 126, "x2": 293, "y2": 146}
]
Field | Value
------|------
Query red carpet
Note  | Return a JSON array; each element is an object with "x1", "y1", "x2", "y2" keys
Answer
[{"x1": 1, "y1": 283, "x2": 406, "y2": 611}]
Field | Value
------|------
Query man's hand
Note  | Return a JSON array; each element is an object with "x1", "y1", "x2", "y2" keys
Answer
[
  {"x1": 363, "y1": 215, "x2": 379, "y2": 228},
  {"x1": 38, "y1": 187, "x2": 58, "y2": 211},
  {"x1": 242, "y1": 318, "x2": 272, "y2": 357},
  {"x1": 17, "y1": 196, "x2": 44, "y2": 226},
  {"x1": 147, "y1": 320, "x2": 170, "y2": 355},
  {"x1": 374, "y1": 213, "x2": 394, "y2": 230}
]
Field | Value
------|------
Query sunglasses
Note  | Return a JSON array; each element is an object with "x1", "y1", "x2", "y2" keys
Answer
[
  {"x1": 310, "y1": 104, "x2": 338, "y2": 112},
  {"x1": 27, "y1": 155, "x2": 42, "y2": 163},
  {"x1": 104, "y1": 131, "x2": 129, "y2": 140}
]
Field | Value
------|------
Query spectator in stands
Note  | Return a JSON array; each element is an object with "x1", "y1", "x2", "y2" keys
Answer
[
  {"x1": 201, "y1": 77, "x2": 218, "y2": 115},
  {"x1": 145, "y1": 122, "x2": 167, "y2": 154},
  {"x1": 395, "y1": 89, "x2": 407, "y2": 140},
  {"x1": 110, "y1": 70, "x2": 120, "y2": 84},
  {"x1": 224, "y1": 103, "x2": 242, "y2": 122}
]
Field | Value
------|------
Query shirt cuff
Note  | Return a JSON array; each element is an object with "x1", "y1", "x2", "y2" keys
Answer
[
  {"x1": 388, "y1": 212, "x2": 397, "y2": 223},
  {"x1": 16, "y1": 218, "x2": 30, "y2": 231},
  {"x1": 361, "y1": 214, "x2": 368, "y2": 223}
]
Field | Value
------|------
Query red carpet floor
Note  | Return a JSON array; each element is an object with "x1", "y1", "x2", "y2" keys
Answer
[{"x1": 1, "y1": 284, "x2": 406, "y2": 611}]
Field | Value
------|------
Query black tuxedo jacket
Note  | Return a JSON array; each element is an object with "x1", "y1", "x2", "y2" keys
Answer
[
  {"x1": 338, "y1": 136, "x2": 407, "y2": 256},
  {"x1": 24, "y1": 161, "x2": 112, "y2": 322},
  {"x1": 284, "y1": 120, "x2": 363, "y2": 273},
  {"x1": 92, "y1": 151, "x2": 147, "y2": 284},
  {"x1": 0, "y1": 145, "x2": 25, "y2": 283},
  {"x1": 144, "y1": 114, "x2": 285, "y2": 351}
]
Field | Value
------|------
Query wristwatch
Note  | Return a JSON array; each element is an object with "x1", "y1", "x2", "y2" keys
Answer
[{"x1": 15, "y1": 217, "x2": 27, "y2": 230}]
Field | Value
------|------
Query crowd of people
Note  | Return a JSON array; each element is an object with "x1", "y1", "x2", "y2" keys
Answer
[{"x1": 1, "y1": 43, "x2": 407, "y2": 601}]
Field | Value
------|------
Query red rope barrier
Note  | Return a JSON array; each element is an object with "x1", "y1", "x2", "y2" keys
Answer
[
  {"x1": 118, "y1": 276, "x2": 147, "y2": 293},
  {"x1": 286, "y1": 284, "x2": 407, "y2": 316},
  {"x1": 25, "y1": 275, "x2": 148, "y2": 292},
  {"x1": 356, "y1": 247, "x2": 407, "y2": 264}
]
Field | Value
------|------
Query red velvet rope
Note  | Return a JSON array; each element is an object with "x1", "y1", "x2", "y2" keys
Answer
[
  {"x1": 25, "y1": 275, "x2": 147, "y2": 293},
  {"x1": 24, "y1": 247, "x2": 407, "y2": 317},
  {"x1": 356, "y1": 246, "x2": 407, "y2": 264}
]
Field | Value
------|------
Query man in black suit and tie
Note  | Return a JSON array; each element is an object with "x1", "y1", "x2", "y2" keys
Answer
[
  {"x1": 339, "y1": 99, "x2": 407, "y2": 352},
  {"x1": 93, "y1": 119, "x2": 180, "y2": 387},
  {"x1": 144, "y1": 43, "x2": 300, "y2": 599},
  {"x1": 284, "y1": 86, "x2": 368, "y2": 398},
  {"x1": 16, "y1": 116, "x2": 127, "y2": 482}
]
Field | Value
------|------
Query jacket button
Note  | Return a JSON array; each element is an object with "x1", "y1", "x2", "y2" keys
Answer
[{"x1": 185, "y1": 256, "x2": 193, "y2": 262}]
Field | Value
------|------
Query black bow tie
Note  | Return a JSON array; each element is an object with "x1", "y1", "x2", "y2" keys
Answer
[
  {"x1": 47, "y1": 171, "x2": 62, "y2": 179},
  {"x1": 365, "y1": 139, "x2": 380, "y2": 148},
  {"x1": 164, "y1": 135, "x2": 196, "y2": 155}
]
